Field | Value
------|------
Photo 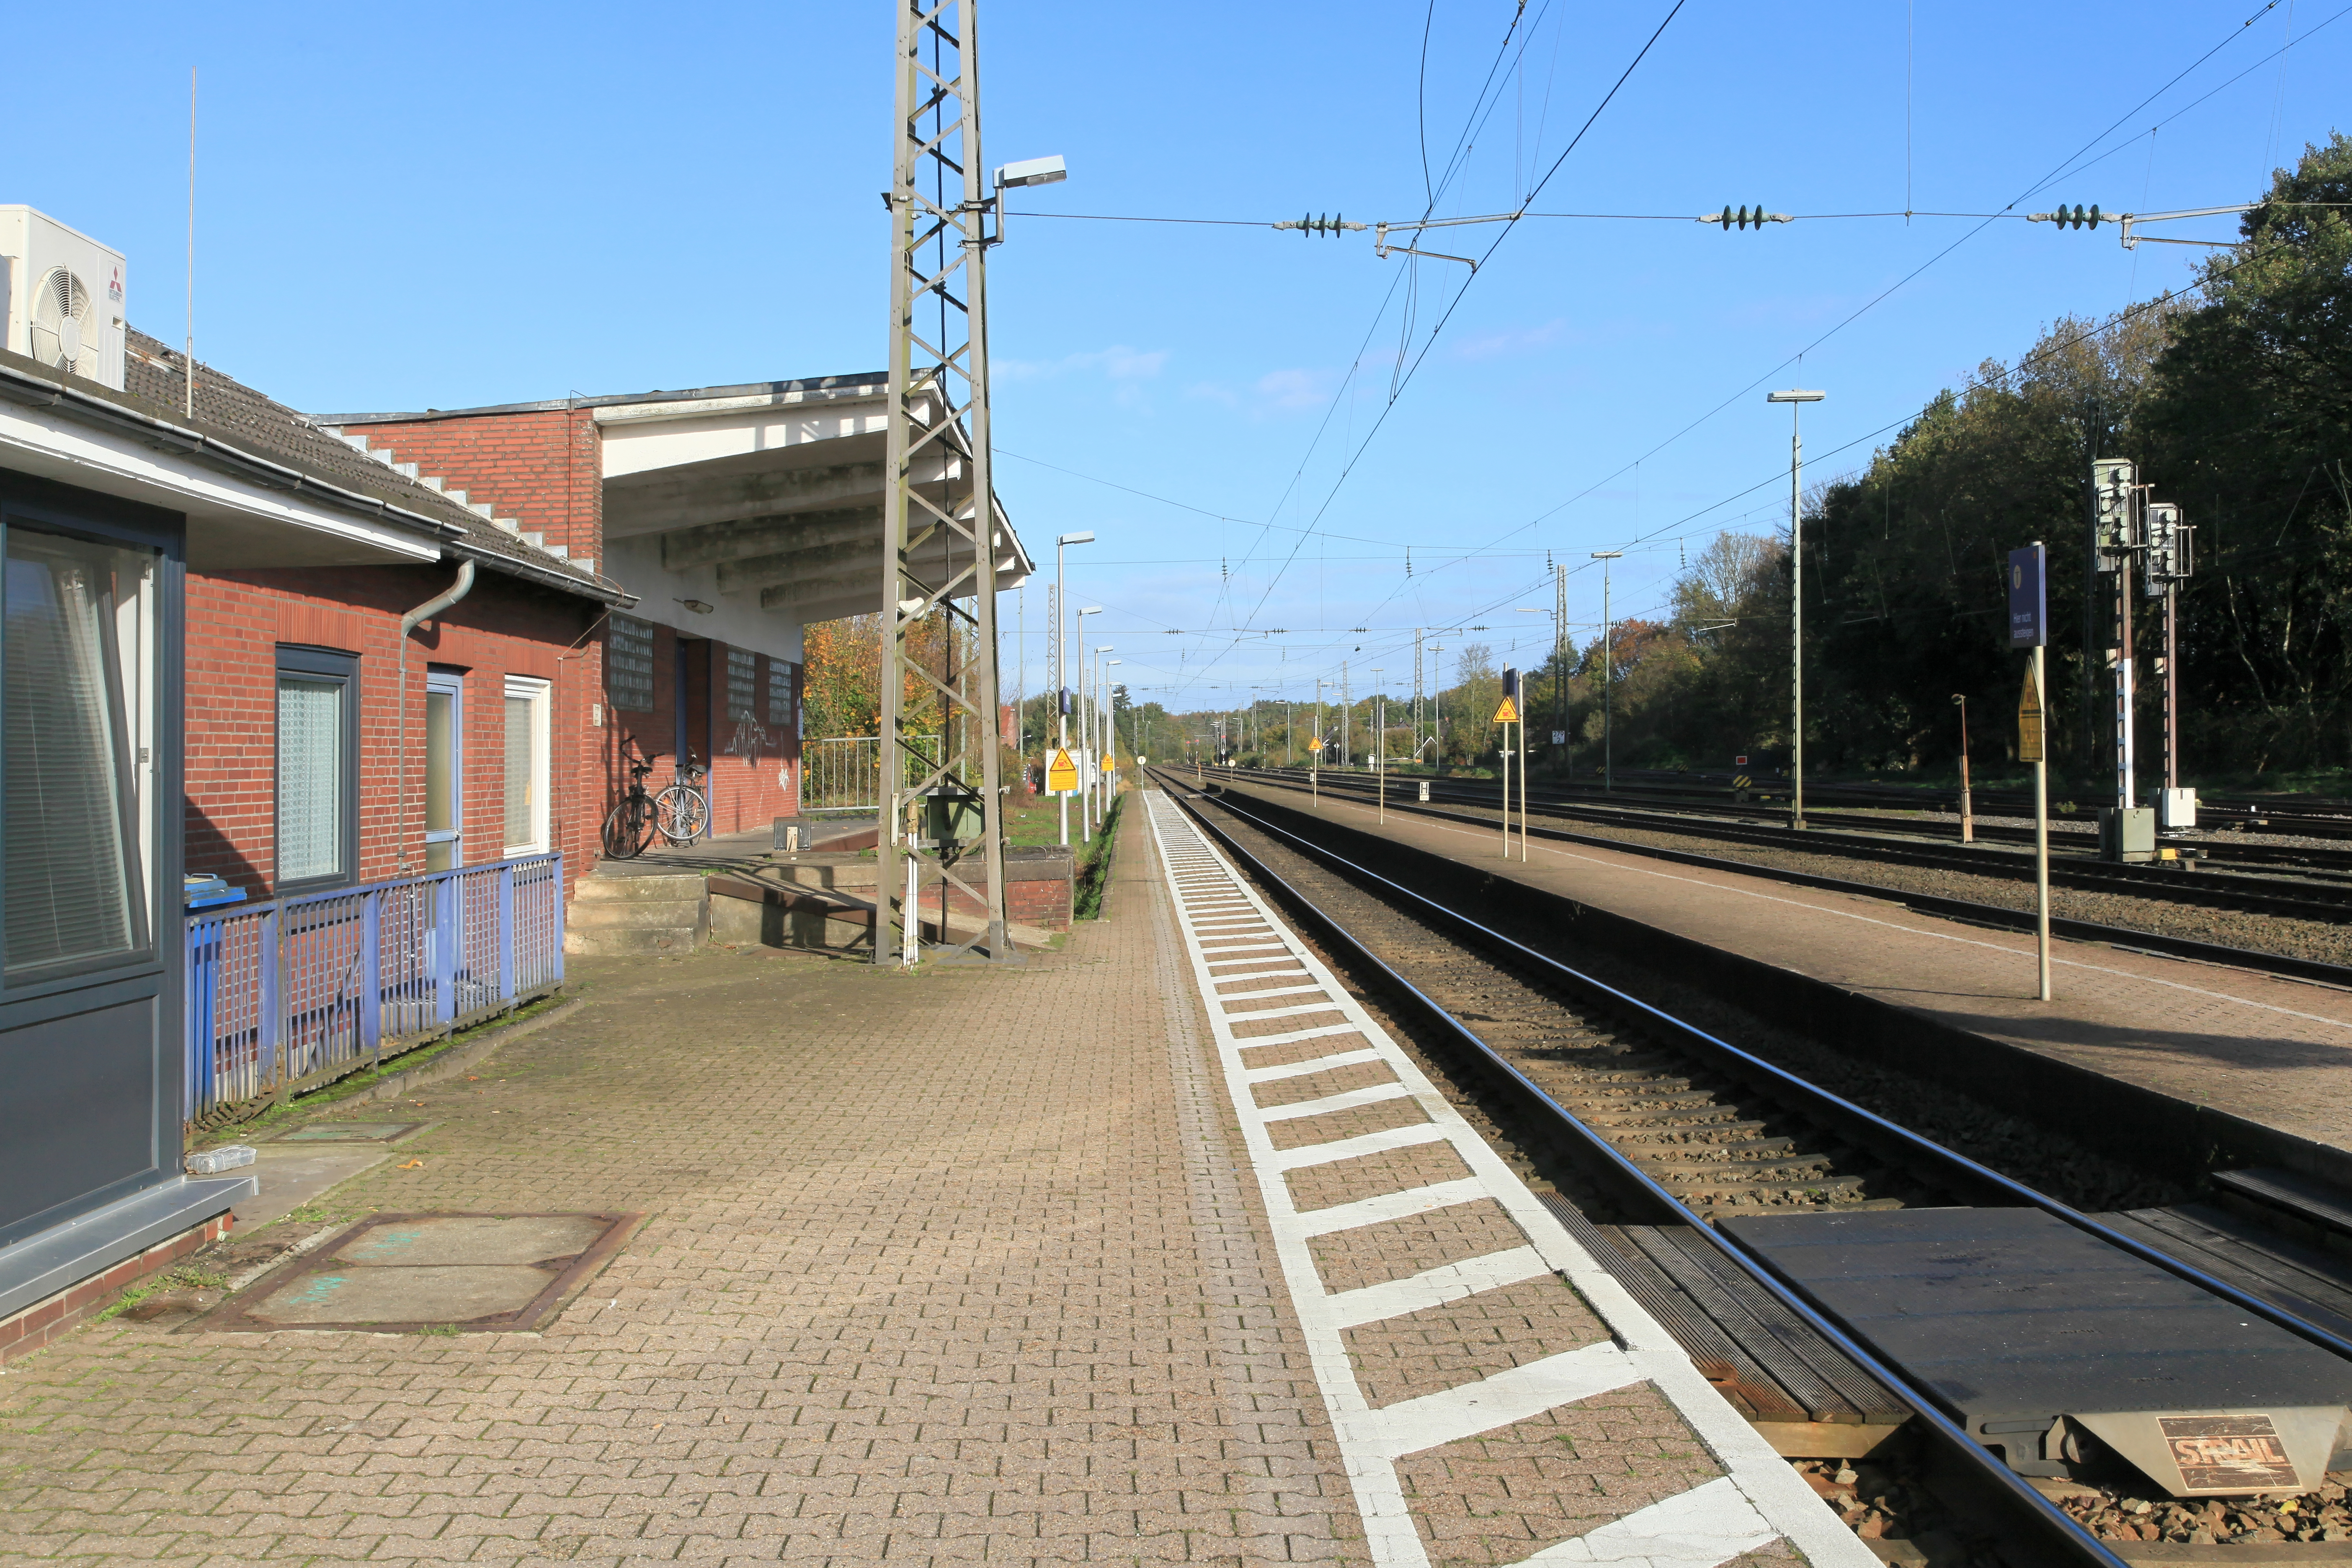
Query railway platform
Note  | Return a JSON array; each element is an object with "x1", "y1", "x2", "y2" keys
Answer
[
  {"x1": 0, "y1": 788, "x2": 1861, "y2": 1568},
  {"x1": 1206, "y1": 774, "x2": 2352, "y2": 1185}
]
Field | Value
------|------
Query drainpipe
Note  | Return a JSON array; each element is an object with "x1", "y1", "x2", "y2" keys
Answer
[{"x1": 396, "y1": 560, "x2": 476, "y2": 872}]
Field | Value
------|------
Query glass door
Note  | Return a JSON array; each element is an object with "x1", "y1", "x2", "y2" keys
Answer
[{"x1": 0, "y1": 481, "x2": 182, "y2": 1248}]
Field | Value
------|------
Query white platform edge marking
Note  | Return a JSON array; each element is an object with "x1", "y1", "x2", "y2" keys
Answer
[
  {"x1": 1519, "y1": 1477, "x2": 1779, "y2": 1566},
  {"x1": 1145, "y1": 793, "x2": 1873, "y2": 1568}
]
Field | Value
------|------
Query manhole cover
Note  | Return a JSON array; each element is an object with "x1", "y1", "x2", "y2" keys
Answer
[
  {"x1": 273, "y1": 1122, "x2": 428, "y2": 1143},
  {"x1": 200, "y1": 1212, "x2": 641, "y2": 1333}
]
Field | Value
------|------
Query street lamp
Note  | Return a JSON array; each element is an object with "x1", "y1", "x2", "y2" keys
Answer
[
  {"x1": 1767, "y1": 389, "x2": 1825, "y2": 830},
  {"x1": 1591, "y1": 552, "x2": 1623, "y2": 792},
  {"x1": 1095, "y1": 646, "x2": 1116, "y2": 822},
  {"x1": 1106, "y1": 660, "x2": 1124, "y2": 808},
  {"x1": 1075, "y1": 606, "x2": 1102, "y2": 842},
  {"x1": 1052, "y1": 534, "x2": 1094, "y2": 847}
]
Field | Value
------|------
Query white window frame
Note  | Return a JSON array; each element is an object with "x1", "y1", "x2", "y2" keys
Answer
[
  {"x1": 502, "y1": 675, "x2": 551, "y2": 858},
  {"x1": 424, "y1": 668, "x2": 464, "y2": 870}
]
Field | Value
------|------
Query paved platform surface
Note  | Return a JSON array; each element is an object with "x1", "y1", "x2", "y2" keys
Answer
[
  {"x1": 1212, "y1": 776, "x2": 2352, "y2": 1169},
  {"x1": 0, "y1": 794, "x2": 1853, "y2": 1567}
]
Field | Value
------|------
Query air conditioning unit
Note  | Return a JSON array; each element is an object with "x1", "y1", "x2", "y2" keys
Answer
[{"x1": 0, "y1": 206, "x2": 126, "y2": 391}]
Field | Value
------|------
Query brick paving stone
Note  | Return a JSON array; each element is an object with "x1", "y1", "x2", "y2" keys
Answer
[
  {"x1": 1285, "y1": 1141, "x2": 1474, "y2": 1216},
  {"x1": 1251, "y1": 1059, "x2": 1402, "y2": 1111},
  {"x1": 0, "y1": 805, "x2": 1362, "y2": 1567},
  {"x1": 1264, "y1": 1097, "x2": 1429, "y2": 1152},
  {"x1": 1395, "y1": 1388, "x2": 1723, "y2": 1567},
  {"x1": 1306, "y1": 1201, "x2": 1532, "y2": 1296},
  {"x1": 1341, "y1": 1277, "x2": 1611, "y2": 1408}
]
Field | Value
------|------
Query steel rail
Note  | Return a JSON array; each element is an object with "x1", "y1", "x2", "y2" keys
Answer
[
  {"x1": 1166, "y1": 772, "x2": 2352, "y2": 1360},
  {"x1": 1208, "y1": 766, "x2": 2352, "y2": 988},
  {"x1": 1150, "y1": 774, "x2": 2130, "y2": 1568}
]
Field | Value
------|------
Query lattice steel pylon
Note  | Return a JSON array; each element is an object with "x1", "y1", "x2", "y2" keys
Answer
[{"x1": 877, "y1": 0, "x2": 1013, "y2": 967}]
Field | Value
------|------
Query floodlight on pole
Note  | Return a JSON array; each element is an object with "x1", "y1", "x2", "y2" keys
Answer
[
  {"x1": 1767, "y1": 390, "x2": 1825, "y2": 830},
  {"x1": 991, "y1": 155, "x2": 1068, "y2": 242}
]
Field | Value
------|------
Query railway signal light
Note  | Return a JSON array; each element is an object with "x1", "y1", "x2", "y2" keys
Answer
[
  {"x1": 2143, "y1": 502, "x2": 2195, "y2": 591},
  {"x1": 2092, "y1": 458, "x2": 2138, "y2": 565}
]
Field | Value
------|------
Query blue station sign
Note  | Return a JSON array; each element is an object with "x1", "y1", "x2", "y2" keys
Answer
[{"x1": 2008, "y1": 543, "x2": 2047, "y2": 649}]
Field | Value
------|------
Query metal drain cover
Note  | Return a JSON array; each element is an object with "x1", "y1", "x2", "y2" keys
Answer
[{"x1": 201, "y1": 1212, "x2": 640, "y2": 1333}]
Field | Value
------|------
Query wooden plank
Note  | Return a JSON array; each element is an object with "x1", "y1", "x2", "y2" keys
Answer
[
  {"x1": 1533, "y1": 1197, "x2": 1806, "y2": 1422},
  {"x1": 1632, "y1": 1225, "x2": 1908, "y2": 1425}
]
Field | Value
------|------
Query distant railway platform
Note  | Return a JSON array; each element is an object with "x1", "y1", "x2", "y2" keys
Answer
[
  {"x1": 0, "y1": 789, "x2": 1853, "y2": 1567},
  {"x1": 1205, "y1": 771, "x2": 2352, "y2": 1185}
]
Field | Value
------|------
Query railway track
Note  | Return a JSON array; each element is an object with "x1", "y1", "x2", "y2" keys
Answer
[
  {"x1": 1486, "y1": 766, "x2": 2352, "y2": 843},
  {"x1": 1150, "y1": 770, "x2": 2352, "y2": 1565},
  {"x1": 1214, "y1": 762, "x2": 2352, "y2": 931}
]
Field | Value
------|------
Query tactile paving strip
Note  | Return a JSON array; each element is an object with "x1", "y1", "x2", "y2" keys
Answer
[{"x1": 1146, "y1": 790, "x2": 1873, "y2": 1568}]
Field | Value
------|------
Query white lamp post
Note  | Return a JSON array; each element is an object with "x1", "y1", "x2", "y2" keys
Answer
[
  {"x1": 1053, "y1": 533, "x2": 1093, "y2": 847},
  {"x1": 1767, "y1": 389, "x2": 1826, "y2": 830}
]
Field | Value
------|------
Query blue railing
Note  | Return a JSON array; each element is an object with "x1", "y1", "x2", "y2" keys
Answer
[{"x1": 186, "y1": 854, "x2": 565, "y2": 1122}]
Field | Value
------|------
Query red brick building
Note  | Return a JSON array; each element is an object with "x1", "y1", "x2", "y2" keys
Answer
[
  {"x1": 320, "y1": 377, "x2": 1032, "y2": 846},
  {"x1": 114, "y1": 335, "x2": 631, "y2": 903}
]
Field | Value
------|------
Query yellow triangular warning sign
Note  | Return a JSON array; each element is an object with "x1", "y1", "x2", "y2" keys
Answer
[
  {"x1": 1308, "y1": 736, "x2": 1324, "y2": 753},
  {"x1": 1493, "y1": 696, "x2": 1520, "y2": 724},
  {"x1": 1047, "y1": 748, "x2": 1079, "y2": 792}
]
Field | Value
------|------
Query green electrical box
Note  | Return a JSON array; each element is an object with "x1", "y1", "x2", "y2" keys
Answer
[{"x1": 922, "y1": 788, "x2": 984, "y2": 849}]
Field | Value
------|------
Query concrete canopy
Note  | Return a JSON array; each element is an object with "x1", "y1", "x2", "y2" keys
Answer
[{"x1": 598, "y1": 384, "x2": 1032, "y2": 627}]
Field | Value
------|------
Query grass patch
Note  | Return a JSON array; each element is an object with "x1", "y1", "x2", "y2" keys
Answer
[
  {"x1": 98, "y1": 1264, "x2": 229, "y2": 1321},
  {"x1": 1073, "y1": 794, "x2": 1127, "y2": 921}
]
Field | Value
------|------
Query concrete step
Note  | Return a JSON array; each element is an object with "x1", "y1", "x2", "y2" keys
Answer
[
  {"x1": 565, "y1": 925, "x2": 703, "y2": 957},
  {"x1": 568, "y1": 900, "x2": 707, "y2": 931},
  {"x1": 575, "y1": 873, "x2": 707, "y2": 901}
]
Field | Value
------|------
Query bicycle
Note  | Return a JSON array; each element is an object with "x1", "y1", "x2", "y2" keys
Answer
[
  {"x1": 601, "y1": 757, "x2": 659, "y2": 860},
  {"x1": 655, "y1": 757, "x2": 710, "y2": 846}
]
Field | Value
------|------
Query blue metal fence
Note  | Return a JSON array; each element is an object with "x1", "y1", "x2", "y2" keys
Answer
[{"x1": 186, "y1": 854, "x2": 565, "y2": 1122}]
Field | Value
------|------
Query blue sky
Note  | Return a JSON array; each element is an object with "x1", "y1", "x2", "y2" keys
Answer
[{"x1": 21, "y1": 0, "x2": 2348, "y2": 714}]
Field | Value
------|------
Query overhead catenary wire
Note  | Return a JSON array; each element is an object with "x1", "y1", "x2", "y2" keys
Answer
[
  {"x1": 1039, "y1": 0, "x2": 2345, "y2": 711},
  {"x1": 1210, "y1": 0, "x2": 1692, "y2": 681},
  {"x1": 1377, "y1": 0, "x2": 2350, "y2": 613}
]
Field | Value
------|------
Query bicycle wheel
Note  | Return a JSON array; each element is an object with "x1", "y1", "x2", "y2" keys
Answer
[
  {"x1": 655, "y1": 784, "x2": 709, "y2": 846},
  {"x1": 601, "y1": 794, "x2": 654, "y2": 859}
]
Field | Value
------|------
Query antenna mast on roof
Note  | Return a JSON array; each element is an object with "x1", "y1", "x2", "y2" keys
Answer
[
  {"x1": 185, "y1": 67, "x2": 195, "y2": 419},
  {"x1": 875, "y1": 0, "x2": 1014, "y2": 967}
]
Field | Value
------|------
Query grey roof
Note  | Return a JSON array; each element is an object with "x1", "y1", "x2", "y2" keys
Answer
[
  {"x1": 318, "y1": 372, "x2": 890, "y2": 427},
  {"x1": 113, "y1": 330, "x2": 627, "y2": 604}
]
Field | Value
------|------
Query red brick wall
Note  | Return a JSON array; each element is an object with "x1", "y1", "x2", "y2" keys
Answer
[
  {"x1": 329, "y1": 406, "x2": 806, "y2": 843},
  {"x1": 185, "y1": 564, "x2": 607, "y2": 900},
  {"x1": 603, "y1": 624, "x2": 802, "y2": 835},
  {"x1": 0, "y1": 1211, "x2": 233, "y2": 1365},
  {"x1": 352, "y1": 408, "x2": 602, "y2": 566}
]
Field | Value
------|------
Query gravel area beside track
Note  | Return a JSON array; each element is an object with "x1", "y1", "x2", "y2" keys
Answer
[{"x1": 1186, "y1": 788, "x2": 2185, "y2": 1219}]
